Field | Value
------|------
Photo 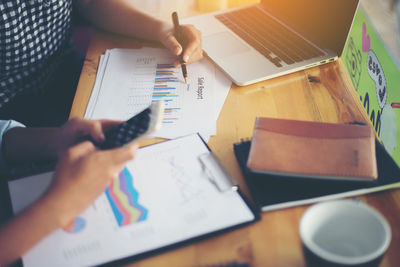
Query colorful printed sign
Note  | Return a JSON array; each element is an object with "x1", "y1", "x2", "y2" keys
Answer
[{"x1": 343, "y1": 6, "x2": 400, "y2": 167}]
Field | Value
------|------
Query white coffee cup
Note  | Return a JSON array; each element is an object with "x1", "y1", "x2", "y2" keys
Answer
[{"x1": 299, "y1": 200, "x2": 391, "y2": 267}]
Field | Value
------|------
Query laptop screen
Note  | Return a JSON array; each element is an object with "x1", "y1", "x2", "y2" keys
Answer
[{"x1": 261, "y1": 0, "x2": 359, "y2": 56}]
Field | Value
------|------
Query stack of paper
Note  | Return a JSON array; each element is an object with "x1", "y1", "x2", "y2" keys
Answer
[{"x1": 85, "y1": 48, "x2": 231, "y2": 141}]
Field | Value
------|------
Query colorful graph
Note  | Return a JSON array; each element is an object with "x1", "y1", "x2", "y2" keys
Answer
[
  {"x1": 105, "y1": 168, "x2": 148, "y2": 227},
  {"x1": 63, "y1": 217, "x2": 86, "y2": 234},
  {"x1": 152, "y1": 63, "x2": 181, "y2": 124}
]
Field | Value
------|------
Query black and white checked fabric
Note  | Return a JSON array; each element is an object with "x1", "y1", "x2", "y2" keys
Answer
[{"x1": 0, "y1": 0, "x2": 73, "y2": 108}]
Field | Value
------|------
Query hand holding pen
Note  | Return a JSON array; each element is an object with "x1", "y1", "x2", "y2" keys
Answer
[{"x1": 157, "y1": 13, "x2": 203, "y2": 78}]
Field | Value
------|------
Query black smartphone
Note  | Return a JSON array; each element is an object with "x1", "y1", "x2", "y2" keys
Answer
[{"x1": 98, "y1": 101, "x2": 164, "y2": 150}]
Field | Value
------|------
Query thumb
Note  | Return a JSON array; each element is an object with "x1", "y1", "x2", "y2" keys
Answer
[
  {"x1": 103, "y1": 142, "x2": 139, "y2": 166},
  {"x1": 101, "y1": 143, "x2": 139, "y2": 176},
  {"x1": 61, "y1": 141, "x2": 96, "y2": 159}
]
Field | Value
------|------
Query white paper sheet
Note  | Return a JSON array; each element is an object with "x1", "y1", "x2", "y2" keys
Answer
[
  {"x1": 85, "y1": 48, "x2": 231, "y2": 141},
  {"x1": 8, "y1": 134, "x2": 254, "y2": 267}
]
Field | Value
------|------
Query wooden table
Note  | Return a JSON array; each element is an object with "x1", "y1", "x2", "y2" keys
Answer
[
  {"x1": 70, "y1": 6, "x2": 400, "y2": 267},
  {"x1": 70, "y1": 30, "x2": 400, "y2": 267}
]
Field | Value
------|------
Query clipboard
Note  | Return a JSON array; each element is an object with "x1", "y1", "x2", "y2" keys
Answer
[{"x1": 7, "y1": 134, "x2": 259, "y2": 267}]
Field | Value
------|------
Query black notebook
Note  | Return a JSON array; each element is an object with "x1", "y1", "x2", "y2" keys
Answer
[{"x1": 234, "y1": 139, "x2": 400, "y2": 211}]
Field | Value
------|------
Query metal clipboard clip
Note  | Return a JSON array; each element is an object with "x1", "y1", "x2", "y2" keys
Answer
[{"x1": 198, "y1": 152, "x2": 238, "y2": 192}]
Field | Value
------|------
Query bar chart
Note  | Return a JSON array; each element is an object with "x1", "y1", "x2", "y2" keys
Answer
[
  {"x1": 152, "y1": 63, "x2": 182, "y2": 124},
  {"x1": 86, "y1": 48, "x2": 230, "y2": 140}
]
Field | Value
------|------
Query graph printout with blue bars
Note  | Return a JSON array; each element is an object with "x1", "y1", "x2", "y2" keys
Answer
[
  {"x1": 152, "y1": 63, "x2": 182, "y2": 125},
  {"x1": 88, "y1": 48, "x2": 217, "y2": 140}
]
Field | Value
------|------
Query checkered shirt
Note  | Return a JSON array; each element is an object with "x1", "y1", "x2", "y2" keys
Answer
[{"x1": 0, "y1": 0, "x2": 73, "y2": 108}]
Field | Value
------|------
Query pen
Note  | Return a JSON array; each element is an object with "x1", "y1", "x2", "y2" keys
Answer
[{"x1": 172, "y1": 11, "x2": 188, "y2": 84}]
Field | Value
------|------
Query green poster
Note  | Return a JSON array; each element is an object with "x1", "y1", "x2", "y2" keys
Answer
[{"x1": 343, "y1": 6, "x2": 400, "y2": 167}]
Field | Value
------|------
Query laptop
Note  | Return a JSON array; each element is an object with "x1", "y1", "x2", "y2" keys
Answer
[{"x1": 185, "y1": 0, "x2": 360, "y2": 86}]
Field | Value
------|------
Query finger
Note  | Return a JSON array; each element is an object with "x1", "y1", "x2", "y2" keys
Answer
[
  {"x1": 162, "y1": 33, "x2": 182, "y2": 56},
  {"x1": 100, "y1": 119, "x2": 124, "y2": 132},
  {"x1": 173, "y1": 59, "x2": 181, "y2": 67},
  {"x1": 73, "y1": 141, "x2": 97, "y2": 154},
  {"x1": 62, "y1": 141, "x2": 96, "y2": 159},
  {"x1": 103, "y1": 142, "x2": 138, "y2": 165},
  {"x1": 181, "y1": 26, "x2": 201, "y2": 63},
  {"x1": 87, "y1": 121, "x2": 105, "y2": 143},
  {"x1": 66, "y1": 119, "x2": 104, "y2": 143},
  {"x1": 173, "y1": 48, "x2": 202, "y2": 66},
  {"x1": 185, "y1": 47, "x2": 204, "y2": 64},
  {"x1": 101, "y1": 144, "x2": 138, "y2": 176}
]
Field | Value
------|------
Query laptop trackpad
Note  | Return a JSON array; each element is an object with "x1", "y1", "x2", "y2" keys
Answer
[{"x1": 203, "y1": 32, "x2": 250, "y2": 59}]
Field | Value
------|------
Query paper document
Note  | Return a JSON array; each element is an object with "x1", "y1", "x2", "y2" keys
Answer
[
  {"x1": 8, "y1": 134, "x2": 255, "y2": 267},
  {"x1": 85, "y1": 48, "x2": 231, "y2": 140}
]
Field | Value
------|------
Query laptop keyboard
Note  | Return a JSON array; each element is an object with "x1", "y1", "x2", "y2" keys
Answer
[{"x1": 215, "y1": 6, "x2": 325, "y2": 67}]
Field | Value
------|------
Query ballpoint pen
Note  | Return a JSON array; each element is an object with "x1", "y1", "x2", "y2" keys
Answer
[{"x1": 172, "y1": 11, "x2": 188, "y2": 84}]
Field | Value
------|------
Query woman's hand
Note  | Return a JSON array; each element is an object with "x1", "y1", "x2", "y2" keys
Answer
[
  {"x1": 2, "y1": 118, "x2": 122, "y2": 164},
  {"x1": 159, "y1": 23, "x2": 203, "y2": 66},
  {"x1": 0, "y1": 141, "x2": 138, "y2": 265},
  {"x1": 53, "y1": 118, "x2": 122, "y2": 154},
  {"x1": 43, "y1": 141, "x2": 138, "y2": 227}
]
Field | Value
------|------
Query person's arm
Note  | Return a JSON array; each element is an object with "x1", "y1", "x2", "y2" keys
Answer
[
  {"x1": 0, "y1": 120, "x2": 25, "y2": 172},
  {"x1": 74, "y1": 0, "x2": 203, "y2": 64},
  {"x1": 2, "y1": 118, "x2": 120, "y2": 164},
  {"x1": 0, "y1": 190, "x2": 62, "y2": 265},
  {"x1": 0, "y1": 141, "x2": 137, "y2": 265},
  {"x1": 75, "y1": 0, "x2": 166, "y2": 43}
]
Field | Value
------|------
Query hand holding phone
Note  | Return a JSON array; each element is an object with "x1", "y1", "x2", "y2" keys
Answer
[{"x1": 98, "y1": 101, "x2": 164, "y2": 150}]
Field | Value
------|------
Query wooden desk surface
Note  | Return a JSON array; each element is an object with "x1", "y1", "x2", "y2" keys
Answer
[{"x1": 70, "y1": 29, "x2": 400, "y2": 267}]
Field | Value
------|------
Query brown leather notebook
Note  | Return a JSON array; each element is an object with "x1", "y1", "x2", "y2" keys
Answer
[{"x1": 247, "y1": 118, "x2": 378, "y2": 181}]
